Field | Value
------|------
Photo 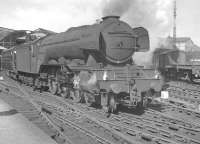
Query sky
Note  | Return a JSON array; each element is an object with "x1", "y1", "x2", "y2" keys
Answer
[
  {"x1": 176, "y1": 0, "x2": 200, "y2": 46},
  {"x1": 0, "y1": 0, "x2": 199, "y2": 48}
]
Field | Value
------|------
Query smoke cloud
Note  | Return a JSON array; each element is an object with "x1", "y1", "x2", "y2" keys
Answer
[
  {"x1": 102, "y1": 0, "x2": 173, "y2": 67},
  {"x1": 102, "y1": 0, "x2": 132, "y2": 17}
]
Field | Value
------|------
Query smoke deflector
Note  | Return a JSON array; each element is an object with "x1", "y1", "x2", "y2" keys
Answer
[{"x1": 133, "y1": 27, "x2": 150, "y2": 52}]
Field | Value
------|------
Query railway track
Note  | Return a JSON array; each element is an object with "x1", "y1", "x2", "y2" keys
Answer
[
  {"x1": 115, "y1": 109, "x2": 200, "y2": 143},
  {"x1": 155, "y1": 100, "x2": 200, "y2": 125},
  {"x1": 64, "y1": 98, "x2": 200, "y2": 143},
  {"x1": 167, "y1": 82, "x2": 200, "y2": 107},
  {"x1": 25, "y1": 86, "x2": 200, "y2": 144},
  {"x1": 0, "y1": 77, "x2": 139, "y2": 144},
  {"x1": 1, "y1": 76, "x2": 200, "y2": 144},
  {"x1": 0, "y1": 82, "x2": 68, "y2": 144},
  {"x1": 153, "y1": 81, "x2": 200, "y2": 124}
]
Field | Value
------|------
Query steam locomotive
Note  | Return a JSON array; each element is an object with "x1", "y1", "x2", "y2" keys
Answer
[
  {"x1": 153, "y1": 46, "x2": 200, "y2": 83},
  {"x1": 2, "y1": 16, "x2": 162, "y2": 112}
]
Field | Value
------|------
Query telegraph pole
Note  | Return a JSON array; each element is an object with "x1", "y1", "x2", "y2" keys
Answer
[
  {"x1": 173, "y1": 0, "x2": 179, "y2": 75},
  {"x1": 173, "y1": 0, "x2": 177, "y2": 48}
]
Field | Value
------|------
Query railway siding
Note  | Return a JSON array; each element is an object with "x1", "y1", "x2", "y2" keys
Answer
[{"x1": 1, "y1": 76, "x2": 200, "y2": 144}]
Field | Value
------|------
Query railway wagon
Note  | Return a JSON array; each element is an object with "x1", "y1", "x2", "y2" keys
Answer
[
  {"x1": 153, "y1": 48, "x2": 200, "y2": 82},
  {"x1": 3, "y1": 16, "x2": 163, "y2": 112}
]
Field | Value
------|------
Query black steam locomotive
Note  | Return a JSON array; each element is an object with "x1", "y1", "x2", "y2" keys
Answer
[
  {"x1": 2, "y1": 16, "x2": 162, "y2": 112},
  {"x1": 153, "y1": 45, "x2": 200, "y2": 83}
]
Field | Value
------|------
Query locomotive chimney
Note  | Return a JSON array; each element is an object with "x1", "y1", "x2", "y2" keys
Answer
[{"x1": 102, "y1": 16, "x2": 120, "y2": 21}]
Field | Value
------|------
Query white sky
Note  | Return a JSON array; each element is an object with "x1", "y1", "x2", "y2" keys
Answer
[
  {"x1": 0, "y1": 0, "x2": 199, "y2": 45},
  {"x1": 176, "y1": 0, "x2": 200, "y2": 46}
]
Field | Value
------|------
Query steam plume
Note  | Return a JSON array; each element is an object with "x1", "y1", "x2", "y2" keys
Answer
[{"x1": 102, "y1": 0, "x2": 132, "y2": 17}]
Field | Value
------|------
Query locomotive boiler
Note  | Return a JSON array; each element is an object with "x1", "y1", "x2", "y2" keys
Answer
[
  {"x1": 2, "y1": 16, "x2": 163, "y2": 112},
  {"x1": 36, "y1": 16, "x2": 149, "y2": 68}
]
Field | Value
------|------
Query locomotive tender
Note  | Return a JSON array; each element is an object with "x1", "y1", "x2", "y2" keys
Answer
[{"x1": 2, "y1": 16, "x2": 162, "y2": 112}]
